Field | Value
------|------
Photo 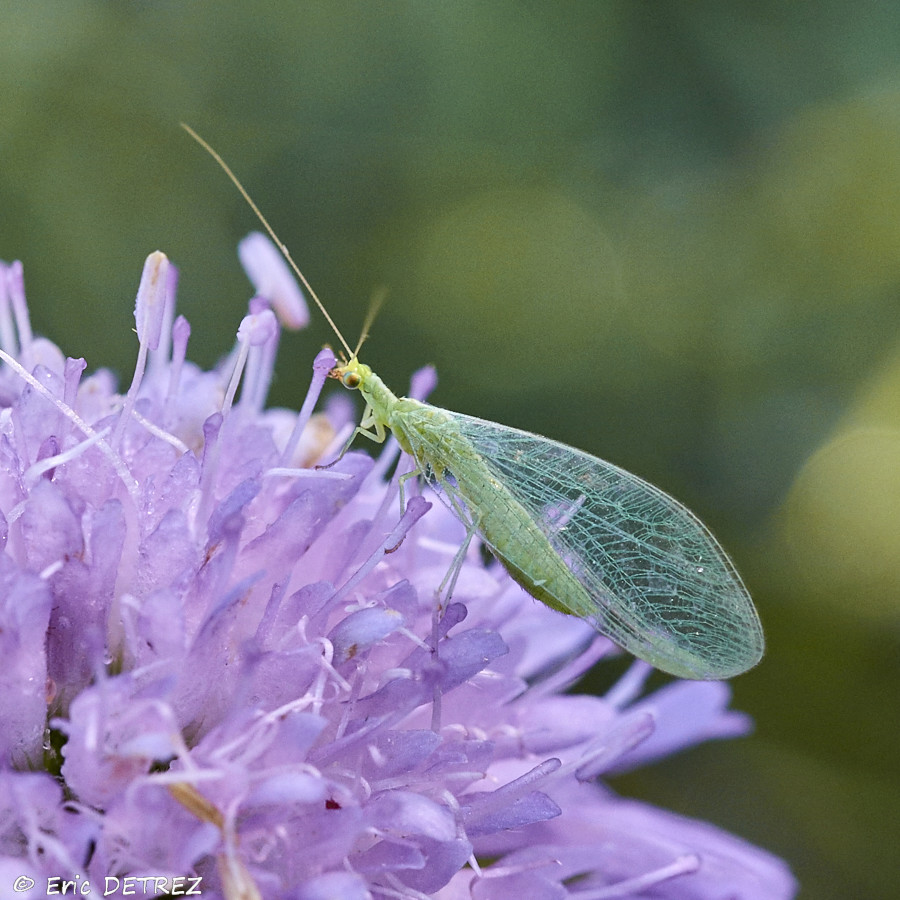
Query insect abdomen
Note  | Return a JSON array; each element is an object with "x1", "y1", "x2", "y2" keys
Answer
[
  {"x1": 395, "y1": 407, "x2": 596, "y2": 621},
  {"x1": 457, "y1": 462, "x2": 595, "y2": 617},
  {"x1": 391, "y1": 401, "x2": 597, "y2": 621}
]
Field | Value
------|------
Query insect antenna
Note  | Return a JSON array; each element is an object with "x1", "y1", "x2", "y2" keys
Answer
[
  {"x1": 352, "y1": 287, "x2": 387, "y2": 358},
  {"x1": 181, "y1": 123, "x2": 354, "y2": 359}
]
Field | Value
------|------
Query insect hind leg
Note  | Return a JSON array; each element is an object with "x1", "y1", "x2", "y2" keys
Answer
[
  {"x1": 432, "y1": 482, "x2": 481, "y2": 605},
  {"x1": 437, "y1": 523, "x2": 477, "y2": 602},
  {"x1": 428, "y1": 517, "x2": 477, "y2": 734}
]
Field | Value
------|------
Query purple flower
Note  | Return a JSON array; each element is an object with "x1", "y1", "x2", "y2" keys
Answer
[{"x1": 0, "y1": 242, "x2": 797, "y2": 899}]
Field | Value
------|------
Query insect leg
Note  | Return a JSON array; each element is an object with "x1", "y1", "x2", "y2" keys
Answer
[
  {"x1": 437, "y1": 523, "x2": 477, "y2": 601},
  {"x1": 431, "y1": 480, "x2": 482, "y2": 602},
  {"x1": 356, "y1": 403, "x2": 387, "y2": 441},
  {"x1": 396, "y1": 467, "x2": 422, "y2": 516},
  {"x1": 346, "y1": 405, "x2": 388, "y2": 448},
  {"x1": 428, "y1": 499, "x2": 480, "y2": 732},
  {"x1": 318, "y1": 403, "x2": 387, "y2": 469},
  {"x1": 382, "y1": 466, "x2": 423, "y2": 554}
]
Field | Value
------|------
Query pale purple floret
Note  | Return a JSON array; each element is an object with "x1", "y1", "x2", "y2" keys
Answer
[{"x1": 0, "y1": 244, "x2": 796, "y2": 899}]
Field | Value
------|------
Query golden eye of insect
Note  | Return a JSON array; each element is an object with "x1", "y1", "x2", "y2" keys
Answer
[{"x1": 342, "y1": 371, "x2": 361, "y2": 390}]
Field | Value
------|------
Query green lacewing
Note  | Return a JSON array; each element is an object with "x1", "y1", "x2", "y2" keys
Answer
[{"x1": 183, "y1": 124, "x2": 764, "y2": 680}]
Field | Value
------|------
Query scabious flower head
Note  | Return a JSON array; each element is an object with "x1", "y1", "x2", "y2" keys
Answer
[{"x1": 0, "y1": 235, "x2": 796, "y2": 899}]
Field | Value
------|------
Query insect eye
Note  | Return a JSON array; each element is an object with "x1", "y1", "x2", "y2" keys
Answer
[{"x1": 342, "y1": 371, "x2": 361, "y2": 390}]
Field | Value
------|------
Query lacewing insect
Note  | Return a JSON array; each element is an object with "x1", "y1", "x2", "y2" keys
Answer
[{"x1": 183, "y1": 124, "x2": 764, "y2": 680}]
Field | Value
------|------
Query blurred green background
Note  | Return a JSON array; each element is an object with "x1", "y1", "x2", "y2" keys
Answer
[{"x1": 3, "y1": 3, "x2": 899, "y2": 897}]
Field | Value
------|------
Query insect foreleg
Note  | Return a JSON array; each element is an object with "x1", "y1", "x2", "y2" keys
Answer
[
  {"x1": 319, "y1": 403, "x2": 387, "y2": 469},
  {"x1": 347, "y1": 403, "x2": 388, "y2": 448},
  {"x1": 357, "y1": 404, "x2": 386, "y2": 440}
]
